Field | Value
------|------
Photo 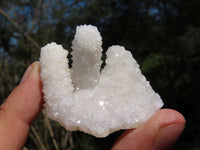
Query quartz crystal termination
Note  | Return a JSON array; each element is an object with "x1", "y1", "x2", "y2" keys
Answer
[{"x1": 40, "y1": 25, "x2": 164, "y2": 137}]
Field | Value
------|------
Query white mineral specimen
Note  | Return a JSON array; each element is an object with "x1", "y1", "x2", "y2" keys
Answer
[{"x1": 40, "y1": 25, "x2": 163, "y2": 137}]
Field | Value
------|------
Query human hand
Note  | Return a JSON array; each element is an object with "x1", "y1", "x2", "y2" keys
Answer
[
  {"x1": 0, "y1": 61, "x2": 185, "y2": 150},
  {"x1": 0, "y1": 61, "x2": 43, "y2": 149},
  {"x1": 112, "y1": 109, "x2": 185, "y2": 150}
]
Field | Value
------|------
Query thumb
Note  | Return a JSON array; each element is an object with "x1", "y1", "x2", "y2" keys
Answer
[
  {"x1": 0, "y1": 61, "x2": 43, "y2": 149},
  {"x1": 112, "y1": 109, "x2": 185, "y2": 150}
]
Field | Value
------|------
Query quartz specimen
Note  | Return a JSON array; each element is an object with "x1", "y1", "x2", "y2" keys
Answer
[{"x1": 40, "y1": 25, "x2": 163, "y2": 137}]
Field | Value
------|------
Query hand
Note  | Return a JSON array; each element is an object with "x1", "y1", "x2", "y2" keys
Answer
[
  {"x1": 0, "y1": 61, "x2": 185, "y2": 150},
  {"x1": 0, "y1": 61, "x2": 43, "y2": 149},
  {"x1": 112, "y1": 109, "x2": 185, "y2": 150}
]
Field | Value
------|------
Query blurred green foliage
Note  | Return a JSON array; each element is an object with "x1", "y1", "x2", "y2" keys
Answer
[{"x1": 0, "y1": 0, "x2": 200, "y2": 149}]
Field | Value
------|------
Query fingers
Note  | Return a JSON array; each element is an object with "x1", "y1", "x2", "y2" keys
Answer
[
  {"x1": 112, "y1": 109, "x2": 185, "y2": 150},
  {"x1": 0, "y1": 61, "x2": 43, "y2": 149},
  {"x1": 1, "y1": 61, "x2": 43, "y2": 124}
]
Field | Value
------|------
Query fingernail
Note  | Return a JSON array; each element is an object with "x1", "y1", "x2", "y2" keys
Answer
[
  {"x1": 154, "y1": 124, "x2": 185, "y2": 150},
  {"x1": 20, "y1": 61, "x2": 40, "y2": 84},
  {"x1": 29, "y1": 61, "x2": 40, "y2": 79},
  {"x1": 20, "y1": 65, "x2": 32, "y2": 84}
]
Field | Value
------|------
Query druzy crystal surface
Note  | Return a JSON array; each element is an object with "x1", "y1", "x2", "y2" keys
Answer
[{"x1": 40, "y1": 25, "x2": 163, "y2": 137}]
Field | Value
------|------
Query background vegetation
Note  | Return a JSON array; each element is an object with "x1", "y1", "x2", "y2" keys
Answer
[{"x1": 0, "y1": 0, "x2": 200, "y2": 149}]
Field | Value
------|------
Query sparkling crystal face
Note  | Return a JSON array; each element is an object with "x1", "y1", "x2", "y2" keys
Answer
[{"x1": 40, "y1": 25, "x2": 163, "y2": 137}]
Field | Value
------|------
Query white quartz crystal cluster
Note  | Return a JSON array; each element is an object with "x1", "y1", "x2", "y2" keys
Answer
[{"x1": 40, "y1": 25, "x2": 163, "y2": 137}]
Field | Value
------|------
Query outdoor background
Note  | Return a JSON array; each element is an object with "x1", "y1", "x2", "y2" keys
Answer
[{"x1": 0, "y1": 0, "x2": 200, "y2": 150}]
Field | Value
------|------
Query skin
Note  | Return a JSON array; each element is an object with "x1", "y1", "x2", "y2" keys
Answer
[{"x1": 0, "y1": 61, "x2": 185, "y2": 150}]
